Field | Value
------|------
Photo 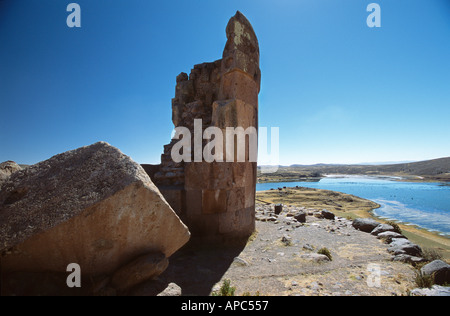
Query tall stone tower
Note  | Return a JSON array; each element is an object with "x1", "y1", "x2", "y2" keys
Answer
[{"x1": 144, "y1": 11, "x2": 260, "y2": 242}]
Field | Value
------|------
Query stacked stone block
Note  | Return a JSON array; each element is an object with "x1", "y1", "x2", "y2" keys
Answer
[{"x1": 148, "y1": 11, "x2": 260, "y2": 241}]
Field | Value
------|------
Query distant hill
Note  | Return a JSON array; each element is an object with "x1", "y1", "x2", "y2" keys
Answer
[
  {"x1": 296, "y1": 157, "x2": 450, "y2": 176},
  {"x1": 258, "y1": 157, "x2": 450, "y2": 183}
]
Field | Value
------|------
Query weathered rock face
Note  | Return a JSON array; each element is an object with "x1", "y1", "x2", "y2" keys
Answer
[
  {"x1": 421, "y1": 260, "x2": 450, "y2": 285},
  {"x1": 111, "y1": 252, "x2": 169, "y2": 293},
  {"x1": 371, "y1": 224, "x2": 396, "y2": 236},
  {"x1": 410, "y1": 285, "x2": 450, "y2": 296},
  {"x1": 376, "y1": 231, "x2": 406, "y2": 243},
  {"x1": 352, "y1": 218, "x2": 380, "y2": 233},
  {"x1": 0, "y1": 161, "x2": 22, "y2": 187},
  {"x1": 387, "y1": 238, "x2": 422, "y2": 257},
  {"x1": 294, "y1": 211, "x2": 306, "y2": 223},
  {"x1": 0, "y1": 142, "x2": 190, "y2": 277},
  {"x1": 146, "y1": 11, "x2": 260, "y2": 241},
  {"x1": 321, "y1": 209, "x2": 335, "y2": 220}
]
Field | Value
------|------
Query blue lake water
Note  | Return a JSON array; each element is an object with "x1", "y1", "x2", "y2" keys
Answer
[{"x1": 256, "y1": 175, "x2": 450, "y2": 237}]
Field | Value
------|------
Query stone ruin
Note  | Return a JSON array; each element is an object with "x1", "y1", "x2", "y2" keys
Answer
[
  {"x1": 143, "y1": 11, "x2": 260, "y2": 241},
  {"x1": 0, "y1": 11, "x2": 260, "y2": 295}
]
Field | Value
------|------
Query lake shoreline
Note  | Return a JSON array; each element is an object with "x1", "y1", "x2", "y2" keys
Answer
[
  {"x1": 256, "y1": 183, "x2": 450, "y2": 260},
  {"x1": 258, "y1": 173, "x2": 450, "y2": 184}
]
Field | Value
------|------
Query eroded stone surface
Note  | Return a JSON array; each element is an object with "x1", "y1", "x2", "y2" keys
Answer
[
  {"x1": 352, "y1": 218, "x2": 380, "y2": 233},
  {"x1": 421, "y1": 260, "x2": 450, "y2": 285},
  {"x1": 0, "y1": 142, "x2": 190, "y2": 277},
  {"x1": 147, "y1": 11, "x2": 260, "y2": 240},
  {"x1": 111, "y1": 252, "x2": 169, "y2": 293},
  {"x1": 0, "y1": 161, "x2": 21, "y2": 187}
]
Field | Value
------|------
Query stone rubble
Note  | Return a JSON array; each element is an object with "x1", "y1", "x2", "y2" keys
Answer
[{"x1": 255, "y1": 203, "x2": 440, "y2": 276}]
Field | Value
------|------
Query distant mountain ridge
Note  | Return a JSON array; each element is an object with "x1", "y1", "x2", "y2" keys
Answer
[
  {"x1": 290, "y1": 157, "x2": 450, "y2": 176},
  {"x1": 290, "y1": 161, "x2": 418, "y2": 167},
  {"x1": 258, "y1": 157, "x2": 450, "y2": 183}
]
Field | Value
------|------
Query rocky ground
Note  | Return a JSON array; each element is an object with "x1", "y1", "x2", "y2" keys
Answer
[
  {"x1": 256, "y1": 187, "x2": 450, "y2": 260},
  {"x1": 217, "y1": 204, "x2": 419, "y2": 296},
  {"x1": 152, "y1": 203, "x2": 424, "y2": 296}
]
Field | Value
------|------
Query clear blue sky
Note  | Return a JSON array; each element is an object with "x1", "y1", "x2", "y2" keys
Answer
[{"x1": 1, "y1": 0, "x2": 449, "y2": 166}]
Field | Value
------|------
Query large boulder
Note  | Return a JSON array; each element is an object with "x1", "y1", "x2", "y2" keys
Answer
[
  {"x1": 294, "y1": 211, "x2": 306, "y2": 223},
  {"x1": 392, "y1": 254, "x2": 426, "y2": 264},
  {"x1": 371, "y1": 224, "x2": 396, "y2": 236},
  {"x1": 274, "y1": 204, "x2": 283, "y2": 215},
  {"x1": 352, "y1": 218, "x2": 380, "y2": 233},
  {"x1": 0, "y1": 142, "x2": 190, "y2": 278},
  {"x1": 421, "y1": 260, "x2": 450, "y2": 285},
  {"x1": 410, "y1": 285, "x2": 450, "y2": 296},
  {"x1": 321, "y1": 209, "x2": 335, "y2": 220},
  {"x1": 0, "y1": 161, "x2": 21, "y2": 187},
  {"x1": 377, "y1": 231, "x2": 406, "y2": 243},
  {"x1": 387, "y1": 238, "x2": 422, "y2": 257}
]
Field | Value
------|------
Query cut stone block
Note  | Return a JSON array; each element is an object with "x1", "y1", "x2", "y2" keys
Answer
[
  {"x1": 0, "y1": 142, "x2": 190, "y2": 276},
  {"x1": 212, "y1": 99, "x2": 257, "y2": 130},
  {"x1": 202, "y1": 189, "x2": 228, "y2": 214}
]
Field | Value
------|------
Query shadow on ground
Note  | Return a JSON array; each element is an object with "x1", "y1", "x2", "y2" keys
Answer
[
  {"x1": 0, "y1": 239, "x2": 247, "y2": 296},
  {"x1": 149, "y1": 240, "x2": 247, "y2": 296}
]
